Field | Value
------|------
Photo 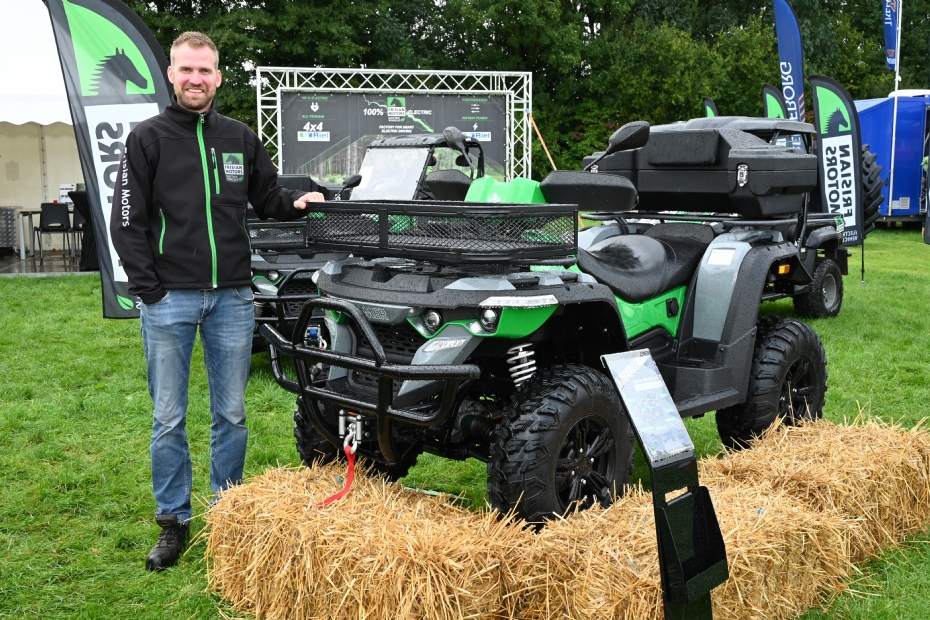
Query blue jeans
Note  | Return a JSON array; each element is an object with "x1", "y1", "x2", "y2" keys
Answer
[{"x1": 140, "y1": 286, "x2": 255, "y2": 522}]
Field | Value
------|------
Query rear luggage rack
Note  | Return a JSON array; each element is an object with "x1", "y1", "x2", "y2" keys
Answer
[{"x1": 301, "y1": 200, "x2": 578, "y2": 263}]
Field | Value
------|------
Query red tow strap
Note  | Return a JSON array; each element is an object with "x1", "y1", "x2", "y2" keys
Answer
[{"x1": 317, "y1": 445, "x2": 356, "y2": 507}]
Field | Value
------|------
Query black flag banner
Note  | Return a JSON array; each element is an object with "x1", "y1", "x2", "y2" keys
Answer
[
  {"x1": 810, "y1": 75, "x2": 864, "y2": 247},
  {"x1": 761, "y1": 83, "x2": 789, "y2": 119},
  {"x1": 45, "y1": 0, "x2": 172, "y2": 318}
]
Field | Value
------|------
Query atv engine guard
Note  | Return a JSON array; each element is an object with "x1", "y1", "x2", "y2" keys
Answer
[{"x1": 260, "y1": 297, "x2": 481, "y2": 463}]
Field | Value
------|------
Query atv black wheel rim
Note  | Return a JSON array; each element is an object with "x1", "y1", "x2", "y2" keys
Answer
[
  {"x1": 822, "y1": 273, "x2": 838, "y2": 309},
  {"x1": 554, "y1": 415, "x2": 616, "y2": 510},
  {"x1": 779, "y1": 356, "x2": 816, "y2": 421}
]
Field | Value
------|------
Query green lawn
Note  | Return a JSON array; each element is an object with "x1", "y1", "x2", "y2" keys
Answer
[{"x1": 1, "y1": 227, "x2": 929, "y2": 618}]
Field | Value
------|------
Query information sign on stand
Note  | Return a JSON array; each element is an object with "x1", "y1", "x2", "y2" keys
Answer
[{"x1": 602, "y1": 350, "x2": 729, "y2": 620}]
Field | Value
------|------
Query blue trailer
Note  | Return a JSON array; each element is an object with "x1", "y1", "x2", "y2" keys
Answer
[{"x1": 854, "y1": 93, "x2": 930, "y2": 223}]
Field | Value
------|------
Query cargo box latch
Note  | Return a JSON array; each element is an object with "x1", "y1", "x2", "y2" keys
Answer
[{"x1": 737, "y1": 164, "x2": 749, "y2": 187}]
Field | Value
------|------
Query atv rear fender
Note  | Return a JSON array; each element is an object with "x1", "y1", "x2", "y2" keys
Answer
[{"x1": 665, "y1": 234, "x2": 801, "y2": 416}]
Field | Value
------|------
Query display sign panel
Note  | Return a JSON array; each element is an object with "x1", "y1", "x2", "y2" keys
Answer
[
  {"x1": 280, "y1": 92, "x2": 507, "y2": 182},
  {"x1": 602, "y1": 350, "x2": 695, "y2": 467}
]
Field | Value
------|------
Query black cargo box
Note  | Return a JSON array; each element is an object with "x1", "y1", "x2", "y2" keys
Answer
[{"x1": 581, "y1": 124, "x2": 818, "y2": 217}]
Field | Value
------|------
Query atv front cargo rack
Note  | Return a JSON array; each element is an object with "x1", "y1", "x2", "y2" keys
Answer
[
  {"x1": 301, "y1": 200, "x2": 578, "y2": 263},
  {"x1": 247, "y1": 220, "x2": 307, "y2": 250},
  {"x1": 260, "y1": 297, "x2": 480, "y2": 463}
]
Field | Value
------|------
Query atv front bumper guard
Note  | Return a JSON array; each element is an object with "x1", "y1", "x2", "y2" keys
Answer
[{"x1": 260, "y1": 297, "x2": 481, "y2": 463}]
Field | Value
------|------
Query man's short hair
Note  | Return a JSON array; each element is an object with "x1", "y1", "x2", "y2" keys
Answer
[{"x1": 170, "y1": 32, "x2": 219, "y2": 68}]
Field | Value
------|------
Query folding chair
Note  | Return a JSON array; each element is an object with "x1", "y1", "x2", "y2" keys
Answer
[{"x1": 33, "y1": 202, "x2": 72, "y2": 260}]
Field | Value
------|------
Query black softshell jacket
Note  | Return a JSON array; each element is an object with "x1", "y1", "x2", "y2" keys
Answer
[{"x1": 111, "y1": 98, "x2": 318, "y2": 304}]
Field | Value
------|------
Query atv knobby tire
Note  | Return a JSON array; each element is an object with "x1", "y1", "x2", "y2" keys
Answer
[
  {"x1": 861, "y1": 145, "x2": 885, "y2": 236},
  {"x1": 716, "y1": 317, "x2": 827, "y2": 450},
  {"x1": 488, "y1": 364, "x2": 635, "y2": 524},
  {"x1": 295, "y1": 404, "x2": 341, "y2": 466},
  {"x1": 793, "y1": 258, "x2": 843, "y2": 318},
  {"x1": 294, "y1": 403, "x2": 417, "y2": 481}
]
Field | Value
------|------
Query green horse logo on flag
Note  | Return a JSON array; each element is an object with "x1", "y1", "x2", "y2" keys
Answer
[
  {"x1": 62, "y1": 0, "x2": 154, "y2": 97},
  {"x1": 815, "y1": 88, "x2": 851, "y2": 136}
]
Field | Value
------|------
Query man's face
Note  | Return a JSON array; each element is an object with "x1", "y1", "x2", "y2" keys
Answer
[{"x1": 167, "y1": 43, "x2": 222, "y2": 113}]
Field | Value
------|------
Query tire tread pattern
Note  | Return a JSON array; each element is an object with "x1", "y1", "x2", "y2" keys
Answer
[
  {"x1": 793, "y1": 258, "x2": 843, "y2": 318},
  {"x1": 716, "y1": 317, "x2": 827, "y2": 450},
  {"x1": 488, "y1": 364, "x2": 635, "y2": 524}
]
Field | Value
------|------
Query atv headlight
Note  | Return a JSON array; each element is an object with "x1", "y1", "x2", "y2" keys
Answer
[
  {"x1": 423, "y1": 310, "x2": 443, "y2": 333},
  {"x1": 480, "y1": 308, "x2": 499, "y2": 331},
  {"x1": 267, "y1": 270, "x2": 280, "y2": 282}
]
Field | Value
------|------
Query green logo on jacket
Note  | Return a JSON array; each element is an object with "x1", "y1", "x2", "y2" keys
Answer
[{"x1": 223, "y1": 153, "x2": 244, "y2": 182}]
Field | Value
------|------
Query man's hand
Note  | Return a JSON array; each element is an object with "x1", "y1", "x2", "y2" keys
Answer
[{"x1": 294, "y1": 192, "x2": 325, "y2": 209}]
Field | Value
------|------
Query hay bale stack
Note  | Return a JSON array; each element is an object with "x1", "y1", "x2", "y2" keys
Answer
[
  {"x1": 512, "y1": 488, "x2": 664, "y2": 619},
  {"x1": 206, "y1": 464, "x2": 538, "y2": 620},
  {"x1": 515, "y1": 483, "x2": 850, "y2": 620},
  {"x1": 705, "y1": 483, "x2": 851, "y2": 620},
  {"x1": 701, "y1": 418, "x2": 930, "y2": 560},
  {"x1": 206, "y1": 419, "x2": 930, "y2": 619}
]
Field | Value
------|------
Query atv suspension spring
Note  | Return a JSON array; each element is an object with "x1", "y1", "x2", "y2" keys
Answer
[{"x1": 506, "y1": 343, "x2": 536, "y2": 387}]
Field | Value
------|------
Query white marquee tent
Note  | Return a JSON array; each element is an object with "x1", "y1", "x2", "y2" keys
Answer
[{"x1": 0, "y1": 0, "x2": 85, "y2": 252}]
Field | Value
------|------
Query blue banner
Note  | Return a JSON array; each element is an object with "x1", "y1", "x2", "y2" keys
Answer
[
  {"x1": 884, "y1": 0, "x2": 898, "y2": 70},
  {"x1": 773, "y1": 0, "x2": 805, "y2": 123}
]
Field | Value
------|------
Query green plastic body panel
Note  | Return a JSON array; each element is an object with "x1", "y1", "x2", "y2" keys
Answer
[
  {"x1": 528, "y1": 266, "x2": 687, "y2": 339},
  {"x1": 616, "y1": 286, "x2": 686, "y2": 339},
  {"x1": 408, "y1": 305, "x2": 557, "y2": 339},
  {"x1": 464, "y1": 176, "x2": 546, "y2": 203}
]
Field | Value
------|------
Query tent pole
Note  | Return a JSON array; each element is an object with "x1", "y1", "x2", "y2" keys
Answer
[
  {"x1": 39, "y1": 123, "x2": 49, "y2": 203},
  {"x1": 889, "y1": 0, "x2": 904, "y2": 216}
]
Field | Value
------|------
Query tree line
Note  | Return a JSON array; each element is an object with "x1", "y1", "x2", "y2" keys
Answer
[{"x1": 130, "y1": 0, "x2": 930, "y2": 175}]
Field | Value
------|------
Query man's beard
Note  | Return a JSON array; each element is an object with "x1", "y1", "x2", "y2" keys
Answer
[{"x1": 176, "y1": 86, "x2": 215, "y2": 112}]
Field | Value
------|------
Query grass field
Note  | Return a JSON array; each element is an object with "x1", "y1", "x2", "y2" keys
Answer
[{"x1": 1, "y1": 227, "x2": 930, "y2": 619}]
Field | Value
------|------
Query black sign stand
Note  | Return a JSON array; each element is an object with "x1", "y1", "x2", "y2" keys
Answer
[{"x1": 602, "y1": 351, "x2": 729, "y2": 620}]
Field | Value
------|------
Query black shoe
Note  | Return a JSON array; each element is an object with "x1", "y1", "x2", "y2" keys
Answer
[{"x1": 145, "y1": 514, "x2": 190, "y2": 572}]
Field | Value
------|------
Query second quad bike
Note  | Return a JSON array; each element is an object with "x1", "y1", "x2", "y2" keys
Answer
[
  {"x1": 261, "y1": 122, "x2": 833, "y2": 524},
  {"x1": 582, "y1": 116, "x2": 884, "y2": 319}
]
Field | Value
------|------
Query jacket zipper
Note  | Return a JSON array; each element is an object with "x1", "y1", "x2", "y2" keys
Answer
[
  {"x1": 197, "y1": 114, "x2": 218, "y2": 288},
  {"x1": 159, "y1": 209, "x2": 166, "y2": 254},
  {"x1": 211, "y1": 147, "x2": 220, "y2": 195}
]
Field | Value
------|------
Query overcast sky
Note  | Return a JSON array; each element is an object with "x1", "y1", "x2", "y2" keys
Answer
[{"x1": 0, "y1": 0, "x2": 67, "y2": 96}]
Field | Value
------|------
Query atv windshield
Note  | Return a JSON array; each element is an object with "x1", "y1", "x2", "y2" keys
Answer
[{"x1": 351, "y1": 148, "x2": 431, "y2": 201}]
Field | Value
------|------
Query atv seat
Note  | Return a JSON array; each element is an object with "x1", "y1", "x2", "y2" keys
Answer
[
  {"x1": 577, "y1": 223, "x2": 714, "y2": 302},
  {"x1": 424, "y1": 169, "x2": 473, "y2": 201}
]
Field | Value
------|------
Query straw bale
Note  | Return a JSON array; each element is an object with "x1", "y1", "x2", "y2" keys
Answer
[
  {"x1": 700, "y1": 418, "x2": 930, "y2": 560},
  {"x1": 509, "y1": 482, "x2": 851, "y2": 620},
  {"x1": 206, "y1": 419, "x2": 930, "y2": 620},
  {"x1": 206, "y1": 463, "x2": 539, "y2": 620}
]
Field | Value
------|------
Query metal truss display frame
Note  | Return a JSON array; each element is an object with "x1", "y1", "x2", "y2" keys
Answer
[{"x1": 256, "y1": 67, "x2": 533, "y2": 180}]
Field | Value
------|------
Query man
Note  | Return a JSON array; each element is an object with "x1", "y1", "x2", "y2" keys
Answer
[{"x1": 111, "y1": 31, "x2": 325, "y2": 571}]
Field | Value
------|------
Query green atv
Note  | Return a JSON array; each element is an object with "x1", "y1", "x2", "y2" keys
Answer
[{"x1": 261, "y1": 122, "x2": 831, "y2": 524}]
